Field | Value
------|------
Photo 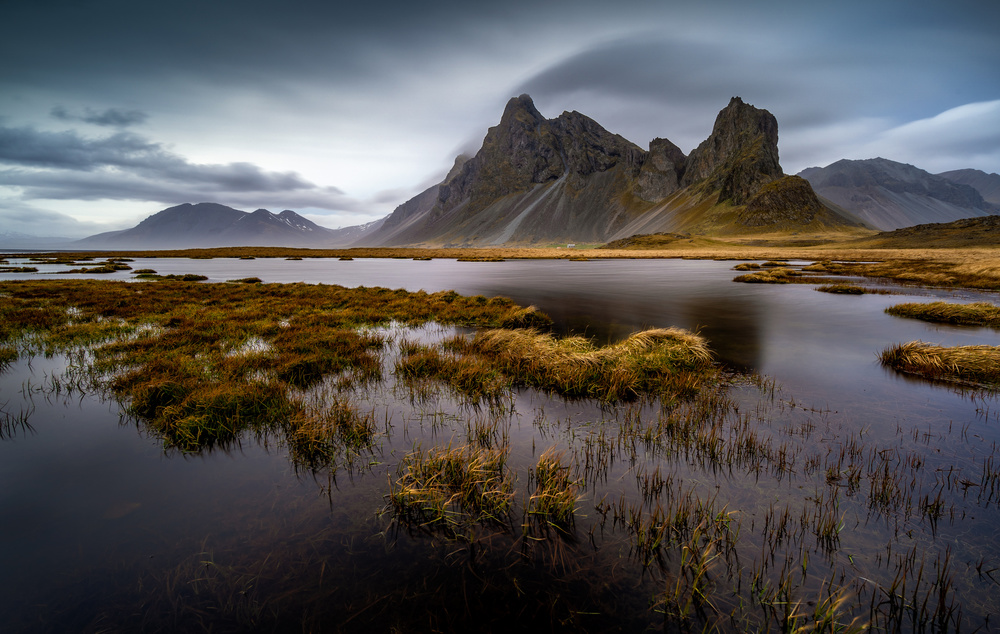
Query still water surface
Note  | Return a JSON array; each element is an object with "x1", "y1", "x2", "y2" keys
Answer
[{"x1": 2, "y1": 257, "x2": 1000, "y2": 631}]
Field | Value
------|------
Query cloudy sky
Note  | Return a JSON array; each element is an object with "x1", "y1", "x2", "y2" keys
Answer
[{"x1": 2, "y1": 0, "x2": 998, "y2": 238}]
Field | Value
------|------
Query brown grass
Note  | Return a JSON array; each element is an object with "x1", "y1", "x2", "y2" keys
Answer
[
  {"x1": 886, "y1": 301, "x2": 1000, "y2": 327},
  {"x1": 387, "y1": 443, "x2": 513, "y2": 531},
  {"x1": 0, "y1": 279, "x2": 554, "y2": 452},
  {"x1": 880, "y1": 341, "x2": 1000, "y2": 387},
  {"x1": 448, "y1": 327, "x2": 715, "y2": 401}
]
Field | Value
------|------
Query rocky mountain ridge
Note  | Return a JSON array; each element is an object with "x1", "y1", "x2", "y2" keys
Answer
[
  {"x1": 799, "y1": 158, "x2": 997, "y2": 230},
  {"x1": 938, "y1": 168, "x2": 1000, "y2": 205},
  {"x1": 362, "y1": 95, "x2": 863, "y2": 246}
]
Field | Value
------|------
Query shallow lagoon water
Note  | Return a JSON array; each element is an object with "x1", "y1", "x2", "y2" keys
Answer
[{"x1": 3, "y1": 257, "x2": 1000, "y2": 631}]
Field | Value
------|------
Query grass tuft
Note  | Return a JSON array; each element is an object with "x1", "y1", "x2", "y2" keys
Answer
[
  {"x1": 528, "y1": 448, "x2": 578, "y2": 528},
  {"x1": 886, "y1": 301, "x2": 1000, "y2": 328},
  {"x1": 816, "y1": 284, "x2": 865, "y2": 295},
  {"x1": 448, "y1": 327, "x2": 715, "y2": 401},
  {"x1": 387, "y1": 443, "x2": 513, "y2": 531},
  {"x1": 880, "y1": 341, "x2": 1000, "y2": 387}
]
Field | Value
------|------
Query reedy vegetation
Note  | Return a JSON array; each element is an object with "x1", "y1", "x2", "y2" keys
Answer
[{"x1": 3, "y1": 273, "x2": 999, "y2": 632}]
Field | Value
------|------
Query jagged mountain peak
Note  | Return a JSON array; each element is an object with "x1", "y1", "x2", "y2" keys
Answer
[
  {"x1": 499, "y1": 94, "x2": 545, "y2": 126},
  {"x1": 362, "y1": 94, "x2": 852, "y2": 247},
  {"x1": 681, "y1": 96, "x2": 782, "y2": 205}
]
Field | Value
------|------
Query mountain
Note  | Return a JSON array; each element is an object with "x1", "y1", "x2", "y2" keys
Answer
[
  {"x1": 360, "y1": 95, "x2": 864, "y2": 247},
  {"x1": 938, "y1": 168, "x2": 1000, "y2": 205},
  {"x1": 798, "y1": 158, "x2": 997, "y2": 231},
  {"x1": 0, "y1": 231, "x2": 75, "y2": 249},
  {"x1": 76, "y1": 203, "x2": 381, "y2": 249}
]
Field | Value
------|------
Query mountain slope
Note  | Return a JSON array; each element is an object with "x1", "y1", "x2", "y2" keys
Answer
[
  {"x1": 362, "y1": 96, "x2": 863, "y2": 247},
  {"x1": 848, "y1": 215, "x2": 1000, "y2": 248},
  {"x1": 76, "y1": 203, "x2": 379, "y2": 249},
  {"x1": 938, "y1": 168, "x2": 1000, "y2": 205},
  {"x1": 799, "y1": 158, "x2": 996, "y2": 230}
]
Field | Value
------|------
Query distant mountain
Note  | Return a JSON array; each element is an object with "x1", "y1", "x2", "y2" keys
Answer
[
  {"x1": 76, "y1": 203, "x2": 382, "y2": 249},
  {"x1": 938, "y1": 168, "x2": 1000, "y2": 205},
  {"x1": 359, "y1": 95, "x2": 865, "y2": 247},
  {"x1": 798, "y1": 158, "x2": 997, "y2": 231},
  {"x1": 0, "y1": 231, "x2": 75, "y2": 250}
]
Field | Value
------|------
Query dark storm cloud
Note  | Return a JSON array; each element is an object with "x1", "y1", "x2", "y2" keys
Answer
[
  {"x1": 51, "y1": 106, "x2": 149, "y2": 128},
  {"x1": 0, "y1": 124, "x2": 360, "y2": 210}
]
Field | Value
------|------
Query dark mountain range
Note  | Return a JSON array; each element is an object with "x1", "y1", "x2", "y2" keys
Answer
[
  {"x1": 938, "y1": 168, "x2": 1000, "y2": 205},
  {"x1": 359, "y1": 95, "x2": 865, "y2": 247},
  {"x1": 798, "y1": 158, "x2": 997, "y2": 231},
  {"x1": 76, "y1": 203, "x2": 381, "y2": 249}
]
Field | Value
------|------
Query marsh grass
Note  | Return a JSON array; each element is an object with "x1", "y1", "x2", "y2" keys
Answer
[
  {"x1": 395, "y1": 345, "x2": 511, "y2": 401},
  {"x1": 55, "y1": 259, "x2": 132, "y2": 274},
  {"x1": 886, "y1": 301, "x2": 1000, "y2": 328},
  {"x1": 445, "y1": 327, "x2": 715, "y2": 401},
  {"x1": 733, "y1": 268, "x2": 803, "y2": 283},
  {"x1": 0, "y1": 279, "x2": 554, "y2": 455},
  {"x1": 528, "y1": 448, "x2": 578, "y2": 528},
  {"x1": 287, "y1": 397, "x2": 378, "y2": 471},
  {"x1": 0, "y1": 345, "x2": 17, "y2": 370},
  {"x1": 880, "y1": 341, "x2": 1000, "y2": 388},
  {"x1": 387, "y1": 443, "x2": 513, "y2": 532},
  {"x1": 816, "y1": 284, "x2": 865, "y2": 295},
  {"x1": 5, "y1": 270, "x2": 998, "y2": 631}
]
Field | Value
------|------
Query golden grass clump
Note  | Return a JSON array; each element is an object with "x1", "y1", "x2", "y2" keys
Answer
[
  {"x1": 732, "y1": 262, "x2": 760, "y2": 271},
  {"x1": 733, "y1": 267, "x2": 802, "y2": 284},
  {"x1": 388, "y1": 443, "x2": 513, "y2": 530},
  {"x1": 528, "y1": 448, "x2": 578, "y2": 528},
  {"x1": 885, "y1": 301, "x2": 1000, "y2": 328},
  {"x1": 815, "y1": 284, "x2": 865, "y2": 295},
  {"x1": 450, "y1": 327, "x2": 714, "y2": 401},
  {"x1": 880, "y1": 341, "x2": 1000, "y2": 387}
]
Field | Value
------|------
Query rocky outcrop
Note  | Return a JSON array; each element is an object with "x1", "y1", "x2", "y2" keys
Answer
[
  {"x1": 437, "y1": 95, "x2": 645, "y2": 216},
  {"x1": 637, "y1": 138, "x2": 686, "y2": 202},
  {"x1": 738, "y1": 176, "x2": 827, "y2": 227},
  {"x1": 681, "y1": 97, "x2": 782, "y2": 205}
]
